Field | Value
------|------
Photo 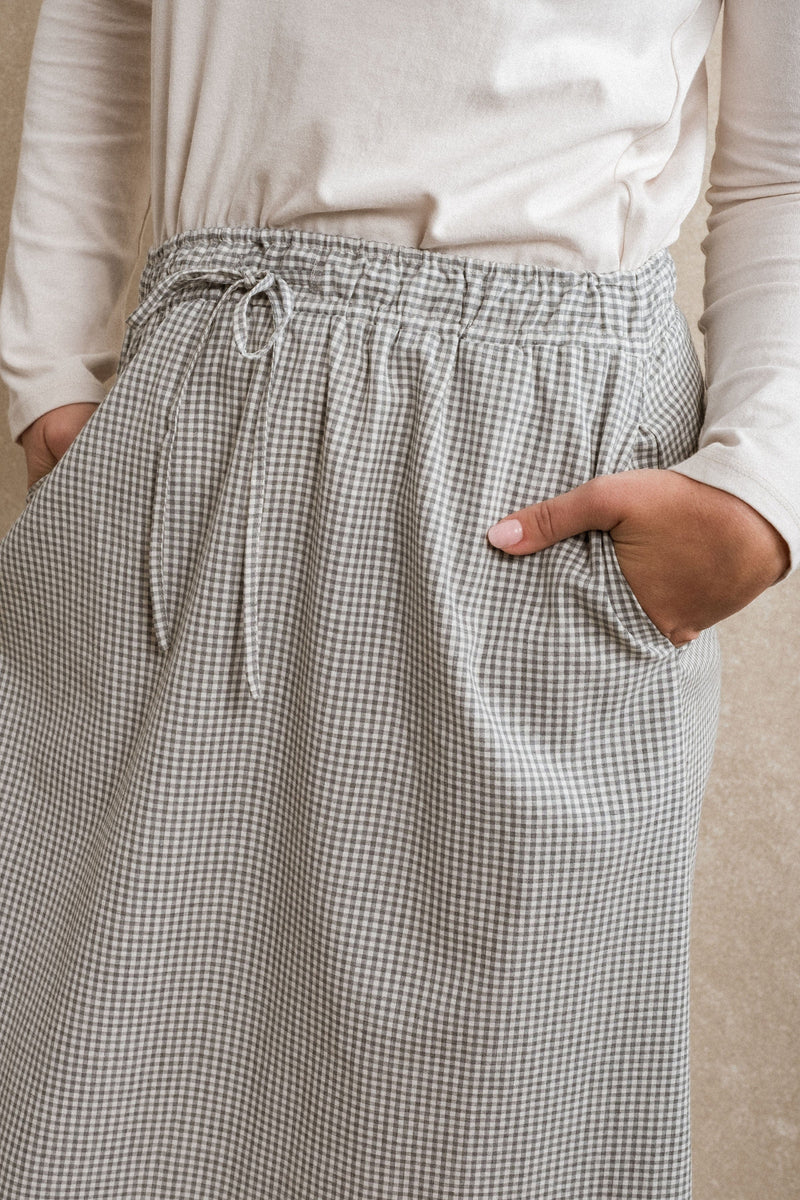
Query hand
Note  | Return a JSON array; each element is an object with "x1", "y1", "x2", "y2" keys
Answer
[
  {"x1": 18, "y1": 402, "x2": 99, "y2": 491},
  {"x1": 485, "y1": 469, "x2": 791, "y2": 646}
]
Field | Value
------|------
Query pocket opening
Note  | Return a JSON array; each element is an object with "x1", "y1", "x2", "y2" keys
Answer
[{"x1": 599, "y1": 529, "x2": 684, "y2": 655}]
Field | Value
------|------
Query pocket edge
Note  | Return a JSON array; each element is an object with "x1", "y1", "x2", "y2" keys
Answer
[{"x1": 599, "y1": 529, "x2": 686, "y2": 656}]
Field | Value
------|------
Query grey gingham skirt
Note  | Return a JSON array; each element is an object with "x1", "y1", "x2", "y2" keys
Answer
[{"x1": 0, "y1": 226, "x2": 721, "y2": 1199}]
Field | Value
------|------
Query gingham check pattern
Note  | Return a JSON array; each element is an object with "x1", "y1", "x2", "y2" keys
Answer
[{"x1": 0, "y1": 225, "x2": 721, "y2": 1199}]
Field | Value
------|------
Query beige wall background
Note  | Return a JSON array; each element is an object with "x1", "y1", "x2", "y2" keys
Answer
[{"x1": 1, "y1": 5, "x2": 798, "y2": 1196}]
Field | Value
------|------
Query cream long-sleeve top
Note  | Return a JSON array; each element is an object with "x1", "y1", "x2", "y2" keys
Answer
[{"x1": 2, "y1": 0, "x2": 800, "y2": 569}]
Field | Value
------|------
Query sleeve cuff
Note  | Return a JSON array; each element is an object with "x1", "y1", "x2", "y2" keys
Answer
[{"x1": 6, "y1": 362, "x2": 108, "y2": 444}]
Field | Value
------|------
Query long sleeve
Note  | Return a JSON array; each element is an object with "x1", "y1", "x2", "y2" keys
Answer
[
  {"x1": 668, "y1": 0, "x2": 800, "y2": 573},
  {"x1": 0, "y1": 0, "x2": 151, "y2": 445}
]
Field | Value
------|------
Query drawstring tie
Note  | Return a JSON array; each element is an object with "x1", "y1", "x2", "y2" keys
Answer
[{"x1": 124, "y1": 263, "x2": 297, "y2": 700}]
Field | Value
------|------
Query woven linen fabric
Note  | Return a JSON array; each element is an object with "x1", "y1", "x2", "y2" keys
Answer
[{"x1": 0, "y1": 225, "x2": 721, "y2": 1199}]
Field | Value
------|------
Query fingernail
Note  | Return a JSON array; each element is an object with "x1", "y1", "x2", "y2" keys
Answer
[{"x1": 487, "y1": 518, "x2": 524, "y2": 549}]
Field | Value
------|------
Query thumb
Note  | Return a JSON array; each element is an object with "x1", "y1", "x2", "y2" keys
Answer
[{"x1": 486, "y1": 474, "x2": 623, "y2": 555}]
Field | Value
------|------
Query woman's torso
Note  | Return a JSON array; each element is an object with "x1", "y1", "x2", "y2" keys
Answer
[{"x1": 150, "y1": 0, "x2": 722, "y2": 271}]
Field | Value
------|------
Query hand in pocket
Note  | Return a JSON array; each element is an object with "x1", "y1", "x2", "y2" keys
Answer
[
  {"x1": 485, "y1": 468, "x2": 790, "y2": 646},
  {"x1": 19, "y1": 402, "x2": 100, "y2": 491}
]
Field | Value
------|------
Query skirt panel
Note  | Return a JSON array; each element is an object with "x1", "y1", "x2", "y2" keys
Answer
[{"x1": 0, "y1": 226, "x2": 721, "y2": 1199}]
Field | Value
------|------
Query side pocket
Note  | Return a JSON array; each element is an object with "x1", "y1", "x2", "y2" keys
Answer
[
  {"x1": 593, "y1": 305, "x2": 706, "y2": 655},
  {"x1": 23, "y1": 292, "x2": 197, "y2": 511},
  {"x1": 23, "y1": 396, "x2": 109, "y2": 507},
  {"x1": 0, "y1": 383, "x2": 128, "y2": 569},
  {"x1": 21, "y1": 295, "x2": 159, "y2": 508},
  {"x1": 598, "y1": 529, "x2": 682, "y2": 655}
]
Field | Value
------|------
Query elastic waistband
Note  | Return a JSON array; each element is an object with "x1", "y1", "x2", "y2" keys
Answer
[{"x1": 137, "y1": 225, "x2": 679, "y2": 351}]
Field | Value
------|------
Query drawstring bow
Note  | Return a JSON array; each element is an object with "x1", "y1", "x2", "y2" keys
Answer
[{"x1": 125, "y1": 261, "x2": 297, "y2": 700}]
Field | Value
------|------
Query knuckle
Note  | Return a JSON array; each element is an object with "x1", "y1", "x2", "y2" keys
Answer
[
  {"x1": 530, "y1": 500, "x2": 557, "y2": 544},
  {"x1": 669, "y1": 627, "x2": 698, "y2": 647}
]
